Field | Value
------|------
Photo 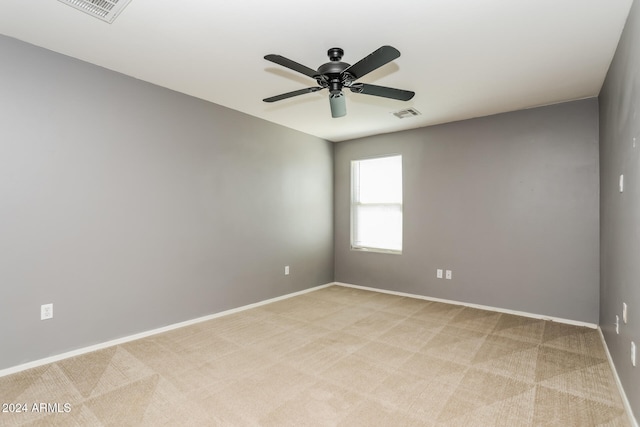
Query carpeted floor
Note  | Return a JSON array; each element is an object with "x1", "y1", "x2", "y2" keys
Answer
[{"x1": 0, "y1": 285, "x2": 630, "y2": 426}]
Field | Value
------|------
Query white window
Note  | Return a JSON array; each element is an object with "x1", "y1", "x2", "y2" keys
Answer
[{"x1": 351, "y1": 155, "x2": 403, "y2": 253}]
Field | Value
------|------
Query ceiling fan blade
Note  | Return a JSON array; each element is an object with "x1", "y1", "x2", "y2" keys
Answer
[
  {"x1": 343, "y1": 46, "x2": 401, "y2": 80},
  {"x1": 263, "y1": 87, "x2": 323, "y2": 103},
  {"x1": 350, "y1": 83, "x2": 415, "y2": 101},
  {"x1": 264, "y1": 54, "x2": 318, "y2": 79},
  {"x1": 329, "y1": 92, "x2": 346, "y2": 118}
]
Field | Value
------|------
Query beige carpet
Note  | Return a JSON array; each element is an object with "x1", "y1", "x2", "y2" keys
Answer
[{"x1": 0, "y1": 285, "x2": 630, "y2": 426}]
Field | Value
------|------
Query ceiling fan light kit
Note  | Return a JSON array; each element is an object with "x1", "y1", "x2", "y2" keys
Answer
[
  {"x1": 263, "y1": 46, "x2": 415, "y2": 118},
  {"x1": 329, "y1": 92, "x2": 346, "y2": 118}
]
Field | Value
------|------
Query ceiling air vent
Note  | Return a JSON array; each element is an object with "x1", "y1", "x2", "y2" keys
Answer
[
  {"x1": 393, "y1": 108, "x2": 421, "y2": 119},
  {"x1": 57, "y1": 0, "x2": 133, "y2": 23}
]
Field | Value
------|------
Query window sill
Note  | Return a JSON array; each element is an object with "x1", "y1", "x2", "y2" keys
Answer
[{"x1": 351, "y1": 246, "x2": 402, "y2": 255}]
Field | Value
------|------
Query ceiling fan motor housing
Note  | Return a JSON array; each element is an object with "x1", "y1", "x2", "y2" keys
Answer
[{"x1": 317, "y1": 48, "x2": 351, "y2": 95}]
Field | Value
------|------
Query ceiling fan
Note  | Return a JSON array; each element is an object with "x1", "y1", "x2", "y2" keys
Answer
[{"x1": 263, "y1": 46, "x2": 415, "y2": 118}]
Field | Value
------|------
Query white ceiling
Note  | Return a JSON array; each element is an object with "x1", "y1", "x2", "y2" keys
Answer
[{"x1": 0, "y1": 0, "x2": 633, "y2": 142}]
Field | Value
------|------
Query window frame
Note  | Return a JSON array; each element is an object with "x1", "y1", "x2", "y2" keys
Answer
[{"x1": 350, "y1": 154, "x2": 403, "y2": 255}]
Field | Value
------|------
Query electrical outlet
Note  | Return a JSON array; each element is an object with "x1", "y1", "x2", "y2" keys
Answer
[
  {"x1": 445, "y1": 270, "x2": 452, "y2": 280},
  {"x1": 284, "y1": 265, "x2": 290, "y2": 276},
  {"x1": 616, "y1": 315, "x2": 619, "y2": 334},
  {"x1": 623, "y1": 302, "x2": 628, "y2": 324},
  {"x1": 436, "y1": 269, "x2": 443, "y2": 279},
  {"x1": 41, "y1": 303, "x2": 53, "y2": 320},
  {"x1": 632, "y1": 342, "x2": 636, "y2": 367}
]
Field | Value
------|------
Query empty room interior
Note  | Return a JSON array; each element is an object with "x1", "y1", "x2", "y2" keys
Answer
[{"x1": 1, "y1": 0, "x2": 639, "y2": 425}]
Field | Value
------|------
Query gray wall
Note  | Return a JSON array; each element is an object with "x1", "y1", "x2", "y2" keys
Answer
[
  {"x1": 599, "y1": 0, "x2": 640, "y2": 417},
  {"x1": 0, "y1": 35, "x2": 334, "y2": 370},
  {"x1": 335, "y1": 99, "x2": 600, "y2": 323}
]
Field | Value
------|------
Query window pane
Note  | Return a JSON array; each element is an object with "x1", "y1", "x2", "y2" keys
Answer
[
  {"x1": 356, "y1": 156, "x2": 402, "y2": 204},
  {"x1": 354, "y1": 204, "x2": 402, "y2": 251}
]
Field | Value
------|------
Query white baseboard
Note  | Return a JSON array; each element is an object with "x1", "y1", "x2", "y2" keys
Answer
[
  {"x1": 0, "y1": 282, "x2": 333, "y2": 378},
  {"x1": 333, "y1": 282, "x2": 598, "y2": 329},
  {"x1": 598, "y1": 327, "x2": 639, "y2": 427},
  {"x1": 0, "y1": 281, "x2": 600, "y2": 378}
]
